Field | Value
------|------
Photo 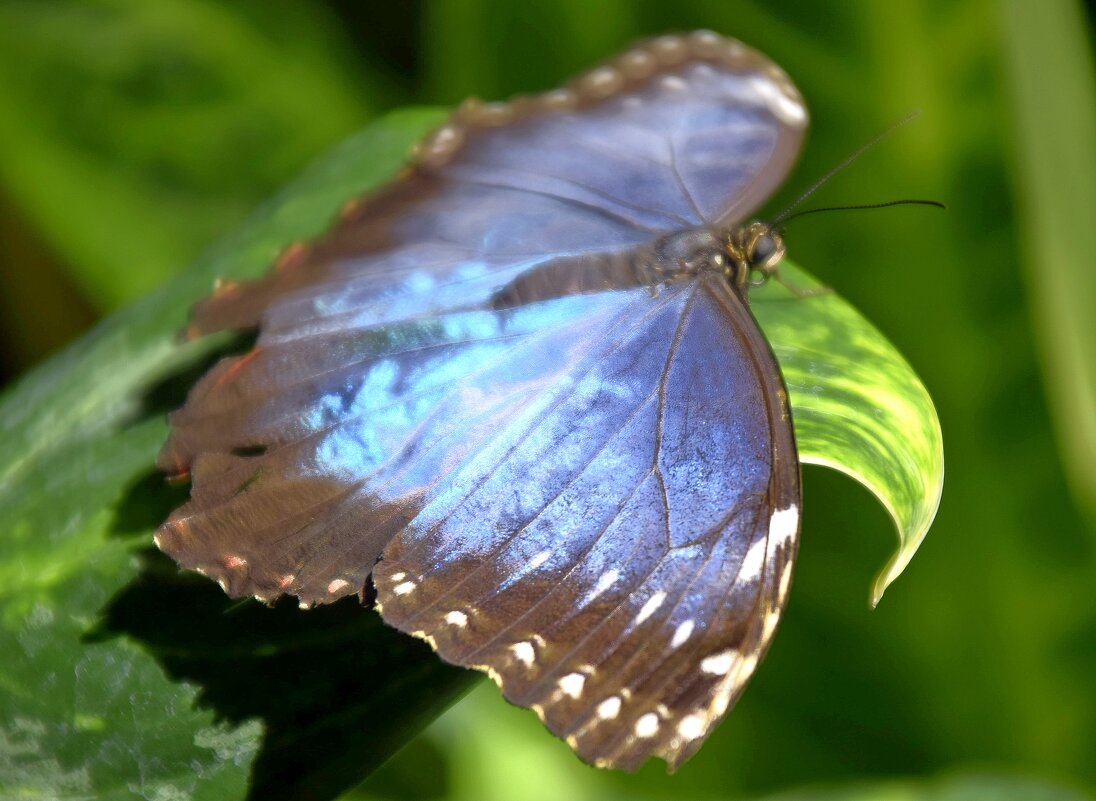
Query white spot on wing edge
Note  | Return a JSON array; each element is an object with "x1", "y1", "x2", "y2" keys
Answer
[
  {"x1": 779, "y1": 561, "x2": 793, "y2": 600},
  {"x1": 444, "y1": 610, "x2": 468, "y2": 627},
  {"x1": 749, "y1": 74, "x2": 807, "y2": 126},
  {"x1": 558, "y1": 672, "x2": 585, "y2": 699},
  {"x1": 580, "y1": 66, "x2": 623, "y2": 96},
  {"x1": 671, "y1": 619, "x2": 694, "y2": 648},
  {"x1": 769, "y1": 505, "x2": 799, "y2": 548},
  {"x1": 590, "y1": 568, "x2": 619, "y2": 599},
  {"x1": 763, "y1": 609, "x2": 781, "y2": 641},
  {"x1": 511, "y1": 641, "x2": 536, "y2": 667},
  {"x1": 410, "y1": 628, "x2": 438, "y2": 651},
  {"x1": 709, "y1": 651, "x2": 760, "y2": 718},
  {"x1": 740, "y1": 536, "x2": 766, "y2": 582},
  {"x1": 739, "y1": 652, "x2": 760, "y2": 684},
  {"x1": 677, "y1": 714, "x2": 705, "y2": 740},
  {"x1": 635, "y1": 591, "x2": 667, "y2": 624},
  {"x1": 327, "y1": 579, "x2": 349, "y2": 594},
  {"x1": 701, "y1": 650, "x2": 735, "y2": 676},
  {"x1": 597, "y1": 696, "x2": 622, "y2": 720},
  {"x1": 634, "y1": 712, "x2": 659, "y2": 738},
  {"x1": 471, "y1": 661, "x2": 506, "y2": 690}
]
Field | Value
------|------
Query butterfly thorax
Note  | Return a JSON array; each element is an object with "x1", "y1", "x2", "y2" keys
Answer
[
  {"x1": 491, "y1": 223, "x2": 785, "y2": 309},
  {"x1": 645, "y1": 228, "x2": 725, "y2": 279},
  {"x1": 644, "y1": 222, "x2": 786, "y2": 291}
]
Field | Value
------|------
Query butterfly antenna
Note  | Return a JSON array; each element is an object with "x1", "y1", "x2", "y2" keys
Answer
[
  {"x1": 772, "y1": 110, "x2": 922, "y2": 225},
  {"x1": 779, "y1": 198, "x2": 946, "y2": 224}
]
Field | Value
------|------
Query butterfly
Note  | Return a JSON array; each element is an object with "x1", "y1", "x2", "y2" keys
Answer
[{"x1": 156, "y1": 30, "x2": 807, "y2": 771}]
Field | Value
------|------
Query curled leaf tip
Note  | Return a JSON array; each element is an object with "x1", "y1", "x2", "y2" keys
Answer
[{"x1": 754, "y1": 262, "x2": 944, "y2": 607}]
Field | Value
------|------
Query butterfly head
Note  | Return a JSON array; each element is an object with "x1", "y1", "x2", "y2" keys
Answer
[{"x1": 725, "y1": 221, "x2": 786, "y2": 290}]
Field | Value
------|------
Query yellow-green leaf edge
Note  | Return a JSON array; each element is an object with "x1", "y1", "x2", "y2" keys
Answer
[{"x1": 752, "y1": 269, "x2": 944, "y2": 605}]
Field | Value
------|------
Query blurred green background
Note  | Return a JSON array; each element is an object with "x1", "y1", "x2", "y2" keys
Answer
[{"x1": 0, "y1": 1, "x2": 1094, "y2": 799}]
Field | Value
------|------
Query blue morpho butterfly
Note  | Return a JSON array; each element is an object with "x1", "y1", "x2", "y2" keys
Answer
[{"x1": 156, "y1": 31, "x2": 810, "y2": 770}]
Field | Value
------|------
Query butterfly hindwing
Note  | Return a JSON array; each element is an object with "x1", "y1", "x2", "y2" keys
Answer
[
  {"x1": 374, "y1": 275, "x2": 799, "y2": 770},
  {"x1": 159, "y1": 287, "x2": 654, "y2": 601}
]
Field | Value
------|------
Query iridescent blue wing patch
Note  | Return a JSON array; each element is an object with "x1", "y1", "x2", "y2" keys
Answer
[{"x1": 157, "y1": 31, "x2": 807, "y2": 771}]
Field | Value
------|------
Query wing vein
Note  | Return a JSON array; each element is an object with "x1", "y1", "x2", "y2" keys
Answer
[
  {"x1": 289, "y1": 293, "x2": 673, "y2": 594},
  {"x1": 385, "y1": 291, "x2": 682, "y2": 575},
  {"x1": 403, "y1": 385, "x2": 662, "y2": 625},
  {"x1": 666, "y1": 129, "x2": 706, "y2": 223},
  {"x1": 448, "y1": 175, "x2": 662, "y2": 234},
  {"x1": 458, "y1": 161, "x2": 694, "y2": 229},
  {"x1": 653, "y1": 283, "x2": 699, "y2": 547},
  {"x1": 561, "y1": 492, "x2": 760, "y2": 733}
]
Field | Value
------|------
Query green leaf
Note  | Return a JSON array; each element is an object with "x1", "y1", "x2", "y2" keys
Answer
[
  {"x1": 0, "y1": 106, "x2": 940, "y2": 798},
  {"x1": 752, "y1": 269, "x2": 944, "y2": 604}
]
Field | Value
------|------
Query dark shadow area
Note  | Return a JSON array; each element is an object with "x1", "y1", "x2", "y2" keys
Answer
[
  {"x1": 128, "y1": 328, "x2": 258, "y2": 424},
  {"x1": 323, "y1": 0, "x2": 423, "y2": 100},
  {"x1": 88, "y1": 544, "x2": 473, "y2": 801},
  {"x1": 111, "y1": 470, "x2": 193, "y2": 536},
  {"x1": 98, "y1": 355, "x2": 472, "y2": 801}
]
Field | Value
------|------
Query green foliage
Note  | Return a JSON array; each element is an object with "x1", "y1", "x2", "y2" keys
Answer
[{"x1": 0, "y1": 1, "x2": 1094, "y2": 800}]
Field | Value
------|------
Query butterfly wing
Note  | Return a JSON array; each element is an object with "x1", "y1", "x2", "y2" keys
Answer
[
  {"x1": 184, "y1": 31, "x2": 805, "y2": 339},
  {"x1": 374, "y1": 274, "x2": 799, "y2": 770},
  {"x1": 158, "y1": 273, "x2": 799, "y2": 769},
  {"x1": 157, "y1": 30, "x2": 807, "y2": 770}
]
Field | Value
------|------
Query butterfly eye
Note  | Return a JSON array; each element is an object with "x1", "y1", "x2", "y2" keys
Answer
[
  {"x1": 746, "y1": 228, "x2": 785, "y2": 278},
  {"x1": 749, "y1": 233, "x2": 777, "y2": 265}
]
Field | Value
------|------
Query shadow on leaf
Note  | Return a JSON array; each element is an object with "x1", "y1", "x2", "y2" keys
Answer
[{"x1": 90, "y1": 470, "x2": 475, "y2": 801}]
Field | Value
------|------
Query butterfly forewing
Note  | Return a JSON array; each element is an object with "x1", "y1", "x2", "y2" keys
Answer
[
  {"x1": 183, "y1": 32, "x2": 804, "y2": 340},
  {"x1": 156, "y1": 30, "x2": 807, "y2": 770}
]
